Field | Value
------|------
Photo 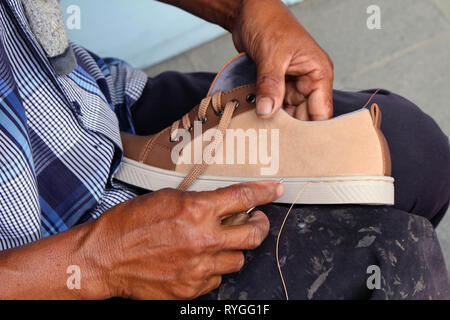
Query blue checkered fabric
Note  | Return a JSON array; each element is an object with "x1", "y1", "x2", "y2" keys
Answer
[{"x1": 0, "y1": 0, "x2": 147, "y2": 249}]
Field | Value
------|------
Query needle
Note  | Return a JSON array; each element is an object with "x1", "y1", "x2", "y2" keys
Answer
[{"x1": 245, "y1": 207, "x2": 255, "y2": 214}]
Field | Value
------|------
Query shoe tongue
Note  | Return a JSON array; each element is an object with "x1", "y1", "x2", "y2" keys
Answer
[{"x1": 207, "y1": 53, "x2": 257, "y2": 96}]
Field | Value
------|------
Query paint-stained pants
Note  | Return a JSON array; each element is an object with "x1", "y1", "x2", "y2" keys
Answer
[{"x1": 131, "y1": 71, "x2": 450, "y2": 299}]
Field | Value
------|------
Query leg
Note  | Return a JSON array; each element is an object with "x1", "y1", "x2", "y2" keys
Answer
[
  {"x1": 332, "y1": 89, "x2": 450, "y2": 225},
  {"x1": 200, "y1": 205, "x2": 450, "y2": 300}
]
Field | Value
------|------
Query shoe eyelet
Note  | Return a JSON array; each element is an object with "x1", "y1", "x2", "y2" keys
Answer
[
  {"x1": 170, "y1": 135, "x2": 179, "y2": 143},
  {"x1": 231, "y1": 99, "x2": 240, "y2": 108},
  {"x1": 188, "y1": 126, "x2": 193, "y2": 132},
  {"x1": 198, "y1": 116, "x2": 207, "y2": 124},
  {"x1": 214, "y1": 109, "x2": 224, "y2": 116},
  {"x1": 246, "y1": 94, "x2": 256, "y2": 104}
]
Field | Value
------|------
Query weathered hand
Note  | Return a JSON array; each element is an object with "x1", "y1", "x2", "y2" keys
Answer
[
  {"x1": 231, "y1": 0, "x2": 334, "y2": 120},
  {"x1": 94, "y1": 181, "x2": 283, "y2": 299}
]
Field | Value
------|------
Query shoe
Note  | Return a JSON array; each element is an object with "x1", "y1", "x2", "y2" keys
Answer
[{"x1": 115, "y1": 53, "x2": 394, "y2": 205}]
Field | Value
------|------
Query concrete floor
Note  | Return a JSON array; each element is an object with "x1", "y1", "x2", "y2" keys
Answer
[{"x1": 143, "y1": 0, "x2": 450, "y2": 274}]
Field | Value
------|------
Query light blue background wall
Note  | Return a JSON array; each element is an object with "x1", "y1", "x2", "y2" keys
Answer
[{"x1": 60, "y1": 0, "x2": 302, "y2": 69}]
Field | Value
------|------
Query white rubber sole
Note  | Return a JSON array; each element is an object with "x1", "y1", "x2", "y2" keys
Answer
[{"x1": 115, "y1": 158, "x2": 394, "y2": 205}]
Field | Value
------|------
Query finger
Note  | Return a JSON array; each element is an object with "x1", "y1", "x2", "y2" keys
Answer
[
  {"x1": 220, "y1": 210, "x2": 270, "y2": 250},
  {"x1": 307, "y1": 82, "x2": 333, "y2": 120},
  {"x1": 305, "y1": 69, "x2": 333, "y2": 120},
  {"x1": 201, "y1": 181, "x2": 283, "y2": 218},
  {"x1": 294, "y1": 76, "x2": 314, "y2": 96},
  {"x1": 284, "y1": 81, "x2": 306, "y2": 106},
  {"x1": 283, "y1": 104, "x2": 310, "y2": 120},
  {"x1": 198, "y1": 276, "x2": 222, "y2": 297},
  {"x1": 255, "y1": 58, "x2": 288, "y2": 119},
  {"x1": 212, "y1": 251, "x2": 245, "y2": 275},
  {"x1": 294, "y1": 101, "x2": 310, "y2": 120},
  {"x1": 283, "y1": 105, "x2": 296, "y2": 117}
]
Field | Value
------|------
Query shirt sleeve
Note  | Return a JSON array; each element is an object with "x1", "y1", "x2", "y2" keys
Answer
[
  {"x1": 81, "y1": 47, "x2": 148, "y2": 134},
  {"x1": 102, "y1": 58, "x2": 148, "y2": 134}
]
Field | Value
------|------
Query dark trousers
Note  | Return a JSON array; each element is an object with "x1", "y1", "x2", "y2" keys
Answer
[{"x1": 131, "y1": 71, "x2": 450, "y2": 299}]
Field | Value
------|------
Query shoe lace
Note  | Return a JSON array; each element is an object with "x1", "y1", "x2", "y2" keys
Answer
[{"x1": 170, "y1": 92, "x2": 240, "y2": 191}]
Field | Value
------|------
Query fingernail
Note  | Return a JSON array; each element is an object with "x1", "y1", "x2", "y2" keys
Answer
[
  {"x1": 256, "y1": 97, "x2": 274, "y2": 116},
  {"x1": 276, "y1": 183, "x2": 284, "y2": 198}
]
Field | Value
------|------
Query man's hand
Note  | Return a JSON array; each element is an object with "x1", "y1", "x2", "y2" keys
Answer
[
  {"x1": 158, "y1": 0, "x2": 334, "y2": 120},
  {"x1": 231, "y1": 0, "x2": 334, "y2": 120},
  {"x1": 0, "y1": 181, "x2": 282, "y2": 299},
  {"x1": 95, "y1": 181, "x2": 283, "y2": 299}
]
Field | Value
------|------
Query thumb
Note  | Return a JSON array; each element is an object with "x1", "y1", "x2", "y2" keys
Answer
[{"x1": 255, "y1": 62, "x2": 286, "y2": 119}]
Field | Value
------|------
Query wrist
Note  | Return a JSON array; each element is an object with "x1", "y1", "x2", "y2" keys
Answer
[
  {"x1": 224, "y1": 0, "x2": 242, "y2": 32},
  {"x1": 75, "y1": 218, "x2": 117, "y2": 299},
  {"x1": 0, "y1": 219, "x2": 116, "y2": 299},
  {"x1": 158, "y1": 0, "x2": 243, "y2": 32}
]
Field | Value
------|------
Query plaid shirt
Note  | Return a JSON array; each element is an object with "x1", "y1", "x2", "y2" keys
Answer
[{"x1": 0, "y1": 0, "x2": 147, "y2": 249}]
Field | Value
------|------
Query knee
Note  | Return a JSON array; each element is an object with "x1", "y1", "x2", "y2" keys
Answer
[
  {"x1": 378, "y1": 90, "x2": 449, "y2": 174},
  {"x1": 373, "y1": 90, "x2": 450, "y2": 219},
  {"x1": 376, "y1": 90, "x2": 448, "y2": 151}
]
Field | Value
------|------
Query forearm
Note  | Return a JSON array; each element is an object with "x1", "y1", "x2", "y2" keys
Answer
[
  {"x1": 0, "y1": 220, "x2": 109, "y2": 299},
  {"x1": 157, "y1": 0, "x2": 242, "y2": 31}
]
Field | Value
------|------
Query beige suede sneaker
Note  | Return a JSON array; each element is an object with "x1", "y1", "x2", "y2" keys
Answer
[{"x1": 115, "y1": 54, "x2": 394, "y2": 205}]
